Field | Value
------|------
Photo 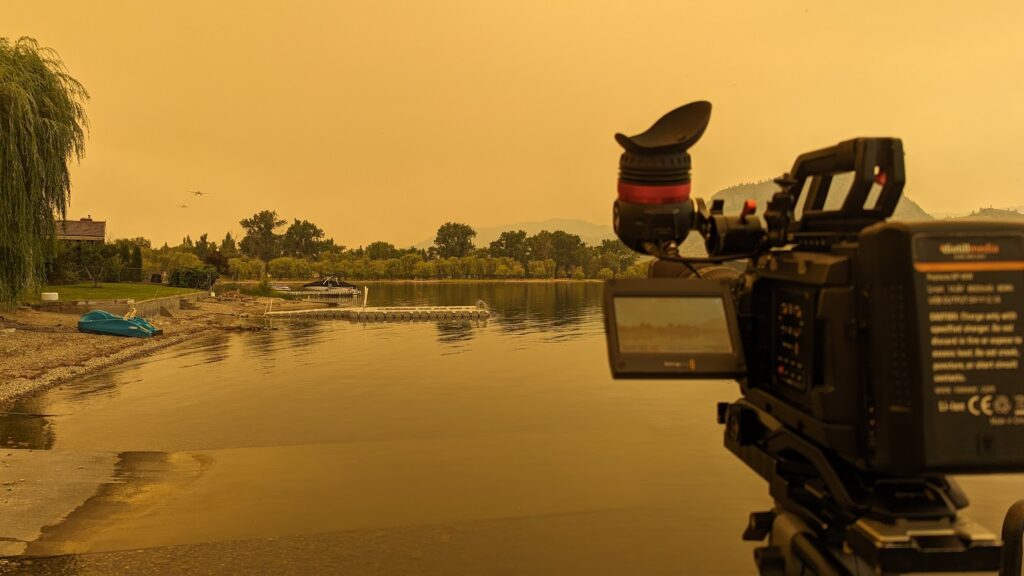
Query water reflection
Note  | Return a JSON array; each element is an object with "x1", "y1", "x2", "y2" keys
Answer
[
  {"x1": 0, "y1": 284, "x2": 606, "y2": 453},
  {"x1": 358, "y1": 281, "x2": 603, "y2": 340},
  {"x1": 279, "y1": 321, "x2": 331, "y2": 352},
  {"x1": 269, "y1": 282, "x2": 603, "y2": 345},
  {"x1": 0, "y1": 395, "x2": 55, "y2": 450},
  {"x1": 435, "y1": 320, "x2": 483, "y2": 346},
  {"x1": 240, "y1": 329, "x2": 282, "y2": 355},
  {"x1": 193, "y1": 337, "x2": 231, "y2": 367},
  {"x1": 176, "y1": 336, "x2": 232, "y2": 369},
  {"x1": 0, "y1": 281, "x2": 1021, "y2": 574},
  {"x1": 0, "y1": 371, "x2": 136, "y2": 450},
  {"x1": 62, "y1": 374, "x2": 124, "y2": 404}
]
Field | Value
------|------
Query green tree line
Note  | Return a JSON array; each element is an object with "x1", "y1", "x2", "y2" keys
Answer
[
  {"x1": 219, "y1": 213, "x2": 642, "y2": 280},
  {"x1": 1, "y1": 38, "x2": 635, "y2": 302},
  {"x1": 47, "y1": 211, "x2": 645, "y2": 285}
]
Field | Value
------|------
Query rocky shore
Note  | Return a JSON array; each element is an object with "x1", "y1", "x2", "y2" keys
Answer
[{"x1": 0, "y1": 296, "x2": 317, "y2": 407}]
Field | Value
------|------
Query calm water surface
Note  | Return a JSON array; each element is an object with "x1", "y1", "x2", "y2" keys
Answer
[{"x1": 1, "y1": 283, "x2": 1019, "y2": 575}]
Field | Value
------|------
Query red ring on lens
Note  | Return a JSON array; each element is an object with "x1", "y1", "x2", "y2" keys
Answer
[{"x1": 617, "y1": 181, "x2": 691, "y2": 205}]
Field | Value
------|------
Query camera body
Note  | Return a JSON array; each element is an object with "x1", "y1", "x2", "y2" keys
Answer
[
  {"x1": 736, "y1": 220, "x2": 1024, "y2": 475},
  {"x1": 605, "y1": 101, "x2": 1024, "y2": 477}
]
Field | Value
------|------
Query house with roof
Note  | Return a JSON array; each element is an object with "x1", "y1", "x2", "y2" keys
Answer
[{"x1": 55, "y1": 216, "x2": 106, "y2": 243}]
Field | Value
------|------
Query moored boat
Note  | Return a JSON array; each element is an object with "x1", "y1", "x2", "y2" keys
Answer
[{"x1": 301, "y1": 276, "x2": 361, "y2": 296}]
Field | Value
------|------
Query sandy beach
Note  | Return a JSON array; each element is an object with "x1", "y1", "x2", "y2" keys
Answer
[{"x1": 0, "y1": 296, "x2": 316, "y2": 407}]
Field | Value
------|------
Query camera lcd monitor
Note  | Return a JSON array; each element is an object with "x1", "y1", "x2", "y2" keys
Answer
[
  {"x1": 604, "y1": 279, "x2": 745, "y2": 379},
  {"x1": 613, "y1": 296, "x2": 733, "y2": 354}
]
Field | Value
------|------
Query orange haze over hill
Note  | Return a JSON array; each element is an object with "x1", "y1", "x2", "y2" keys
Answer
[{"x1": 3, "y1": 1, "x2": 1023, "y2": 247}]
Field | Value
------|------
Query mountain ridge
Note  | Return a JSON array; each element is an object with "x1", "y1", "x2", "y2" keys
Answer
[{"x1": 411, "y1": 178, "x2": 1008, "y2": 250}]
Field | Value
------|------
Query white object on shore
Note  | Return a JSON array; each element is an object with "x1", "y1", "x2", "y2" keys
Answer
[
  {"x1": 362, "y1": 286, "x2": 368, "y2": 308},
  {"x1": 41, "y1": 292, "x2": 59, "y2": 302}
]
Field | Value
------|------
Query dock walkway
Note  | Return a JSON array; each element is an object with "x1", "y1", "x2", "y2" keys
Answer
[
  {"x1": 279, "y1": 291, "x2": 360, "y2": 300},
  {"x1": 264, "y1": 305, "x2": 489, "y2": 321}
]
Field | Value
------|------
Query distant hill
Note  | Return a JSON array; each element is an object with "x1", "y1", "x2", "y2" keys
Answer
[
  {"x1": 929, "y1": 211, "x2": 970, "y2": 220},
  {"x1": 416, "y1": 176, "x2": 937, "y2": 253},
  {"x1": 709, "y1": 176, "x2": 933, "y2": 222},
  {"x1": 955, "y1": 207, "x2": 1024, "y2": 221},
  {"x1": 679, "y1": 176, "x2": 933, "y2": 255},
  {"x1": 932, "y1": 206, "x2": 1024, "y2": 221}
]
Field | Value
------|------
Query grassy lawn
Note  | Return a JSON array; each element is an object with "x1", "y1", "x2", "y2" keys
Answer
[{"x1": 40, "y1": 283, "x2": 202, "y2": 302}]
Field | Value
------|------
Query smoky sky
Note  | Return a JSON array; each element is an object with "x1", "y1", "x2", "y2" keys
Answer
[{"x1": 4, "y1": 1, "x2": 1022, "y2": 246}]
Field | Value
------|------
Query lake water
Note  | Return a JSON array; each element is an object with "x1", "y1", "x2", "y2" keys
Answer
[{"x1": 0, "y1": 282, "x2": 1020, "y2": 575}]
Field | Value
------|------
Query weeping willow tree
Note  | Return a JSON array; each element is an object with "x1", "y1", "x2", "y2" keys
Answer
[{"x1": 0, "y1": 37, "x2": 88, "y2": 307}]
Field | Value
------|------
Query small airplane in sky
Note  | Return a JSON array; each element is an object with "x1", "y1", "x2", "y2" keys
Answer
[
  {"x1": 180, "y1": 204, "x2": 188, "y2": 209},
  {"x1": 187, "y1": 189, "x2": 209, "y2": 196}
]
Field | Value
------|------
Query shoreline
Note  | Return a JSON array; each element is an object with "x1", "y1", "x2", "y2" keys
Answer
[
  {"x1": 358, "y1": 279, "x2": 606, "y2": 284},
  {"x1": 0, "y1": 280, "x2": 603, "y2": 407},
  {"x1": 221, "y1": 278, "x2": 609, "y2": 288},
  {"x1": 0, "y1": 296, "x2": 315, "y2": 409},
  {"x1": 0, "y1": 325, "x2": 226, "y2": 407}
]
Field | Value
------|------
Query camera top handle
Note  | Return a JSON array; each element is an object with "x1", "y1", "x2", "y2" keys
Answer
[{"x1": 764, "y1": 138, "x2": 906, "y2": 245}]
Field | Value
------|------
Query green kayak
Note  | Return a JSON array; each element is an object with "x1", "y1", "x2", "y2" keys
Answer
[{"x1": 78, "y1": 310, "x2": 163, "y2": 338}]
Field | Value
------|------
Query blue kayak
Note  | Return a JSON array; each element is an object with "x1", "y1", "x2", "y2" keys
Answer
[{"x1": 78, "y1": 310, "x2": 164, "y2": 338}]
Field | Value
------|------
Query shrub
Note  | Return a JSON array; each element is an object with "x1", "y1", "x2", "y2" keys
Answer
[
  {"x1": 228, "y1": 257, "x2": 264, "y2": 281},
  {"x1": 413, "y1": 260, "x2": 436, "y2": 279},
  {"x1": 621, "y1": 262, "x2": 649, "y2": 279},
  {"x1": 268, "y1": 256, "x2": 313, "y2": 280},
  {"x1": 168, "y1": 266, "x2": 219, "y2": 289},
  {"x1": 527, "y1": 259, "x2": 556, "y2": 279},
  {"x1": 493, "y1": 264, "x2": 512, "y2": 278}
]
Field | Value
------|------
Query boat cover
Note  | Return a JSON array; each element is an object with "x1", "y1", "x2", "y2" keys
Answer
[{"x1": 302, "y1": 277, "x2": 358, "y2": 289}]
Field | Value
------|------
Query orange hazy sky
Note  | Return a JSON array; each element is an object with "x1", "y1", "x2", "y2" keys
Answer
[{"x1": 4, "y1": 1, "x2": 1023, "y2": 247}]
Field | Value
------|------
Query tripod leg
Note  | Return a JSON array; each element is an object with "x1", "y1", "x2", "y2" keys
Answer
[
  {"x1": 1002, "y1": 500, "x2": 1024, "y2": 576},
  {"x1": 770, "y1": 511, "x2": 852, "y2": 576},
  {"x1": 753, "y1": 545, "x2": 787, "y2": 576},
  {"x1": 791, "y1": 533, "x2": 851, "y2": 576}
]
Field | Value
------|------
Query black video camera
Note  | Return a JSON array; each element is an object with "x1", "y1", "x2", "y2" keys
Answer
[{"x1": 603, "y1": 101, "x2": 1024, "y2": 574}]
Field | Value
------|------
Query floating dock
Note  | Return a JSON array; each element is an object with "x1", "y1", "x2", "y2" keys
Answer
[
  {"x1": 283, "y1": 291, "x2": 361, "y2": 302},
  {"x1": 264, "y1": 305, "x2": 490, "y2": 321}
]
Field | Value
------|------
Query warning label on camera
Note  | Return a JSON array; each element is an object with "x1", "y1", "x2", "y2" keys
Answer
[{"x1": 915, "y1": 234, "x2": 1024, "y2": 431}]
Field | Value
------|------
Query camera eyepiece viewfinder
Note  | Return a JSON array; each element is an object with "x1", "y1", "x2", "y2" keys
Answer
[{"x1": 614, "y1": 101, "x2": 712, "y2": 253}]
